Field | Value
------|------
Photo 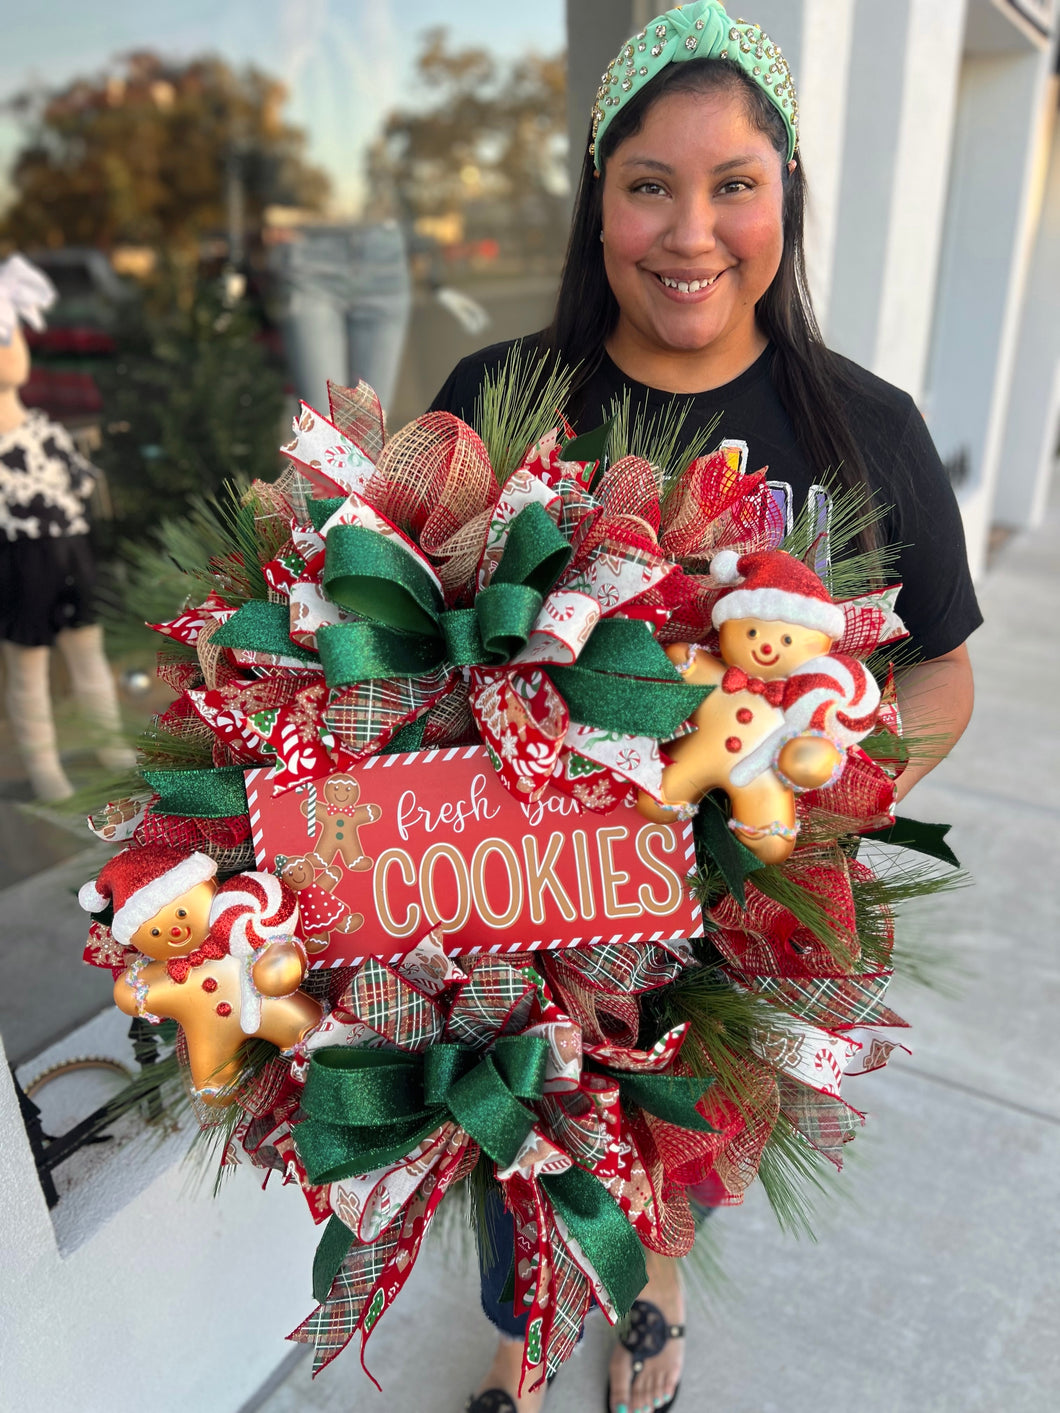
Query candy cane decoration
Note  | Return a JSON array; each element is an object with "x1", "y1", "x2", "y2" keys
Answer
[
  {"x1": 813, "y1": 1046, "x2": 845, "y2": 1097},
  {"x1": 209, "y1": 873, "x2": 301, "y2": 1033}
]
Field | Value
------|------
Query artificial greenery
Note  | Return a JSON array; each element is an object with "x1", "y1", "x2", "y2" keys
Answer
[
  {"x1": 472, "y1": 343, "x2": 574, "y2": 484},
  {"x1": 93, "y1": 278, "x2": 287, "y2": 557},
  {"x1": 608, "y1": 387, "x2": 723, "y2": 489}
]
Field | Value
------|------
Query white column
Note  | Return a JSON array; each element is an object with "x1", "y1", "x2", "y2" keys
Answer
[
  {"x1": 925, "y1": 30, "x2": 1056, "y2": 577},
  {"x1": 993, "y1": 94, "x2": 1060, "y2": 528},
  {"x1": 827, "y1": 0, "x2": 967, "y2": 399},
  {"x1": 749, "y1": 0, "x2": 856, "y2": 327},
  {"x1": 872, "y1": 0, "x2": 967, "y2": 397},
  {"x1": 796, "y1": 0, "x2": 856, "y2": 326}
]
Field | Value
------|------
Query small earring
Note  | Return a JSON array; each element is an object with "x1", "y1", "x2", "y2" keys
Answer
[{"x1": 599, "y1": 230, "x2": 604, "y2": 242}]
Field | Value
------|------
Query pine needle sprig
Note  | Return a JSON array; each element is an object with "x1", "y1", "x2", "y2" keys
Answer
[
  {"x1": 472, "y1": 345, "x2": 575, "y2": 484},
  {"x1": 781, "y1": 474, "x2": 898, "y2": 600},
  {"x1": 183, "y1": 1039, "x2": 281, "y2": 1197},
  {"x1": 101, "y1": 478, "x2": 273, "y2": 658},
  {"x1": 648, "y1": 964, "x2": 803, "y2": 1122},
  {"x1": 751, "y1": 862, "x2": 855, "y2": 968},
  {"x1": 607, "y1": 389, "x2": 723, "y2": 489},
  {"x1": 852, "y1": 849, "x2": 968, "y2": 987},
  {"x1": 756, "y1": 1115, "x2": 847, "y2": 1238}
]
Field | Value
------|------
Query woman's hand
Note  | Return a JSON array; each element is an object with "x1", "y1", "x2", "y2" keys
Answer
[{"x1": 893, "y1": 643, "x2": 974, "y2": 801}]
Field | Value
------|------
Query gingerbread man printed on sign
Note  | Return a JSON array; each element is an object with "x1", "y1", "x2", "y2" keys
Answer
[
  {"x1": 637, "y1": 549, "x2": 882, "y2": 864},
  {"x1": 276, "y1": 852, "x2": 365, "y2": 953},
  {"x1": 300, "y1": 773, "x2": 381, "y2": 871},
  {"x1": 78, "y1": 845, "x2": 322, "y2": 1104}
]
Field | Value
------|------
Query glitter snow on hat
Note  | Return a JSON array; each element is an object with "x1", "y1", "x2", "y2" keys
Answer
[
  {"x1": 709, "y1": 548, "x2": 845, "y2": 640},
  {"x1": 78, "y1": 844, "x2": 218, "y2": 945}
]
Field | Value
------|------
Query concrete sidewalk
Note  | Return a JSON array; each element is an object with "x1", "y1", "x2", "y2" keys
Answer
[{"x1": 250, "y1": 495, "x2": 1060, "y2": 1413}]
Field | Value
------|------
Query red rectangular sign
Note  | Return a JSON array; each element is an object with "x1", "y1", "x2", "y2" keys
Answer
[{"x1": 246, "y1": 747, "x2": 703, "y2": 965}]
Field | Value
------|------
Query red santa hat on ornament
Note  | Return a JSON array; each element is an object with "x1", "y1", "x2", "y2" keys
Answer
[
  {"x1": 709, "y1": 549, "x2": 845, "y2": 640},
  {"x1": 78, "y1": 844, "x2": 217, "y2": 945}
]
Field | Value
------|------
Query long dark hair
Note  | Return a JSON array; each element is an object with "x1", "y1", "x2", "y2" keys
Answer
[{"x1": 546, "y1": 58, "x2": 879, "y2": 555}]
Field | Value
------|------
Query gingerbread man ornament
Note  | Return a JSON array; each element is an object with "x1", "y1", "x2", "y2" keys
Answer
[
  {"x1": 79, "y1": 844, "x2": 322, "y2": 1103},
  {"x1": 637, "y1": 550, "x2": 882, "y2": 863},
  {"x1": 300, "y1": 773, "x2": 381, "y2": 870}
]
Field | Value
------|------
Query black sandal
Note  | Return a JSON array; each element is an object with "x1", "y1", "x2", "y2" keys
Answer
[
  {"x1": 466, "y1": 1393, "x2": 517, "y2": 1413},
  {"x1": 605, "y1": 1298, "x2": 684, "y2": 1412}
]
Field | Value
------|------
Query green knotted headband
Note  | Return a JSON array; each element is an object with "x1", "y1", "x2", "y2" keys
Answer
[{"x1": 591, "y1": 1, "x2": 798, "y2": 168}]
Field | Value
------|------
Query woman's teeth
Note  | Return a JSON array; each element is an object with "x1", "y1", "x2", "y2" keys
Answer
[{"x1": 658, "y1": 274, "x2": 719, "y2": 292}]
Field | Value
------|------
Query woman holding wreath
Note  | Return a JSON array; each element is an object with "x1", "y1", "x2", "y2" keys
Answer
[{"x1": 431, "y1": 4, "x2": 981, "y2": 1410}]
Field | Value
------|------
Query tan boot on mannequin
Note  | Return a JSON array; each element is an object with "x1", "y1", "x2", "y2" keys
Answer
[
  {"x1": 55, "y1": 623, "x2": 136, "y2": 772},
  {"x1": 2, "y1": 640, "x2": 74, "y2": 801}
]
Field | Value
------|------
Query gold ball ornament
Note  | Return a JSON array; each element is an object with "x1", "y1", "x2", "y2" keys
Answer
[
  {"x1": 776, "y1": 734, "x2": 844, "y2": 790},
  {"x1": 252, "y1": 938, "x2": 309, "y2": 997}
]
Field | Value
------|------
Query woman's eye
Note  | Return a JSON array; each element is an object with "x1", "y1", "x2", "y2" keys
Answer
[
  {"x1": 782, "y1": 635, "x2": 793, "y2": 646},
  {"x1": 747, "y1": 628, "x2": 758, "y2": 639},
  {"x1": 177, "y1": 908, "x2": 187, "y2": 918},
  {"x1": 718, "y1": 179, "x2": 753, "y2": 195},
  {"x1": 631, "y1": 180, "x2": 666, "y2": 196}
]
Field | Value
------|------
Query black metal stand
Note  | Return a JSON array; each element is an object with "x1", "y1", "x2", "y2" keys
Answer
[{"x1": 11, "y1": 1019, "x2": 170, "y2": 1210}]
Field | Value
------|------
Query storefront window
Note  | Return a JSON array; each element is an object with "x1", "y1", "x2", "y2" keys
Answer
[{"x1": 0, "y1": 0, "x2": 568, "y2": 496}]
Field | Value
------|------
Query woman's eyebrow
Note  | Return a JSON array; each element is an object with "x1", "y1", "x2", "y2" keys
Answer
[
  {"x1": 619, "y1": 157, "x2": 674, "y2": 173},
  {"x1": 618, "y1": 154, "x2": 765, "y2": 174}
]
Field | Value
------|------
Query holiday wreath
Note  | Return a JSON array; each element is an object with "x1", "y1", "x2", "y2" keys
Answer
[{"x1": 77, "y1": 355, "x2": 959, "y2": 1392}]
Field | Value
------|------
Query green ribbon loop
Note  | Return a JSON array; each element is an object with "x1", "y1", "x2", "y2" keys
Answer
[
  {"x1": 209, "y1": 600, "x2": 319, "y2": 663},
  {"x1": 324, "y1": 524, "x2": 446, "y2": 635},
  {"x1": 296, "y1": 1035, "x2": 551, "y2": 1187},
  {"x1": 314, "y1": 503, "x2": 572, "y2": 687},
  {"x1": 307, "y1": 497, "x2": 346, "y2": 532},
  {"x1": 540, "y1": 1165, "x2": 646, "y2": 1315},
  {"x1": 615, "y1": 1072, "x2": 717, "y2": 1132},
  {"x1": 550, "y1": 619, "x2": 708, "y2": 738},
  {"x1": 316, "y1": 620, "x2": 444, "y2": 687},
  {"x1": 491, "y1": 500, "x2": 572, "y2": 594},
  {"x1": 140, "y1": 765, "x2": 249, "y2": 819},
  {"x1": 211, "y1": 506, "x2": 710, "y2": 745}
]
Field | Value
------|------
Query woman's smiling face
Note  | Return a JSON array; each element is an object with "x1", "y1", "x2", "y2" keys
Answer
[{"x1": 601, "y1": 85, "x2": 787, "y2": 388}]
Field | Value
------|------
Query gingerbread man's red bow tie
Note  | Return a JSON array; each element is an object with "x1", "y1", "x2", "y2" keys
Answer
[{"x1": 721, "y1": 666, "x2": 786, "y2": 706}]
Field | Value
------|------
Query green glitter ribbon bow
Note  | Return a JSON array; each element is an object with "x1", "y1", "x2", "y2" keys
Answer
[
  {"x1": 241, "y1": 498, "x2": 709, "y2": 743},
  {"x1": 317, "y1": 499, "x2": 573, "y2": 678},
  {"x1": 298, "y1": 1037, "x2": 716, "y2": 1313},
  {"x1": 592, "y1": 1, "x2": 798, "y2": 166}
]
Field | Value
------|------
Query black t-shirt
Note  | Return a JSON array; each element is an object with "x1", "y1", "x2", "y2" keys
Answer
[{"x1": 430, "y1": 338, "x2": 982, "y2": 663}]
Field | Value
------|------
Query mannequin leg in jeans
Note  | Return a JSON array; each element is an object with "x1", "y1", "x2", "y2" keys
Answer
[
  {"x1": 474, "y1": 1189, "x2": 548, "y2": 1412},
  {"x1": 2, "y1": 641, "x2": 72, "y2": 801},
  {"x1": 55, "y1": 624, "x2": 135, "y2": 772}
]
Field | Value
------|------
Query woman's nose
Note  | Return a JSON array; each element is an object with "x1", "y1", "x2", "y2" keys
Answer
[{"x1": 663, "y1": 194, "x2": 717, "y2": 253}]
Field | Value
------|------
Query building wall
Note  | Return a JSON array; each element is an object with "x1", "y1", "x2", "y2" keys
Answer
[{"x1": 0, "y1": 1028, "x2": 319, "y2": 1413}]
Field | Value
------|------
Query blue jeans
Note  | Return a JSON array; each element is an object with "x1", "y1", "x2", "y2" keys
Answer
[
  {"x1": 480, "y1": 1187, "x2": 528, "y2": 1338},
  {"x1": 269, "y1": 222, "x2": 412, "y2": 414}
]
